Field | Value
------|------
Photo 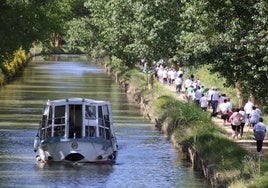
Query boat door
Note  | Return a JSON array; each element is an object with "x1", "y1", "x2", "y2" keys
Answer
[{"x1": 69, "y1": 104, "x2": 82, "y2": 138}]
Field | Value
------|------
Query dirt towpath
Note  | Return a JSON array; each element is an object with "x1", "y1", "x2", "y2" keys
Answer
[{"x1": 163, "y1": 84, "x2": 268, "y2": 158}]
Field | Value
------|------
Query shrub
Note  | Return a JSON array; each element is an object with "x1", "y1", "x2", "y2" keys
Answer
[{"x1": 1, "y1": 48, "x2": 28, "y2": 80}]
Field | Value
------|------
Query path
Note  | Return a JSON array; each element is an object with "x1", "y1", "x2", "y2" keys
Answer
[{"x1": 162, "y1": 84, "x2": 268, "y2": 158}]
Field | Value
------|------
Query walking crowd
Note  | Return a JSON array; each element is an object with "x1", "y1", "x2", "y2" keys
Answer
[{"x1": 147, "y1": 61, "x2": 266, "y2": 155}]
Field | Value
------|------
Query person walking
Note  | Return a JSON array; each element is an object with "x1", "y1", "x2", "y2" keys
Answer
[
  {"x1": 238, "y1": 107, "x2": 246, "y2": 138},
  {"x1": 244, "y1": 98, "x2": 254, "y2": 126},
  {"x1": 250, "y1": 106, "x2": 260, "y2": 128},
  {"x1": 229, "y1": 108, "x2": 244, "y2": 140},
  {"x1": 199, "y1": 94, "x2": 208, "y2": 111},
  {"x1": 219, "y1": 99, "x2": 229, "y2": 126},
  {"x1": 253, "y1": 117, "x2": 266, "y2": 155},
  {"x1": 211, "y1": 87, "x2": 220, "y2": 117},
  {"x1": 174, "y1": 74, "x2": 183, "y2": 94}
]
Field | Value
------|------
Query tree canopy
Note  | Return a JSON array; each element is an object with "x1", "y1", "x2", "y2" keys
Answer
[{"x1": 0, "y1": 0, "x2": 267, "y2": 108}]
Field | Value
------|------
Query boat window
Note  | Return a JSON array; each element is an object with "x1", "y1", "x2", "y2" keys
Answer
[
  {"x1": 99, "y1": 127, "x2": 110, "y2": 139},
  {"x1": 98, "y1": 105, "x2": 110, "y2": 140},
  {"x1": 69, "y1": 105, "x2": 82, "y2": 138},
  {"x1": 98, "y1": 106, "x2": 103, "y2": 125},
  {"x1": 46, "y1": 127, "x2": 52, "y2": 139},
  {"x1": 54, "y1": 105, "x2": 65, "y2": 124},
  {"x1": 47, "y1": 106, "x2": 52, "y2": 125},
  {"x1": 85, "y1": 126, "x2": 96, "y2": 137},
  {"x1": 85, "y1": 105, "x2": 96, "y2": 119},
  {"x1": 98, "y1": 105, "x2": 110, "y2": 127},
  {"x1": 54, "y1": 125, "x2": 65, "y2": 137}
]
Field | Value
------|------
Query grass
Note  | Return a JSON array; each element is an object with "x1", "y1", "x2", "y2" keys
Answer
[
  {"x1": 185, "y1": 65, "x2": 268, "y2": 125},
  {"x1": 94, "y1": 50, "x2": 268, "y2": 187}
]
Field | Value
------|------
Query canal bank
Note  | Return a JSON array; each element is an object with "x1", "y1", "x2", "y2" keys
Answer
[
  {"x1": 96, "y1": 57, "x2": 265, "y2": 187},
  {"x1": 1, "y1": 50, "x2": 265, "y2": 187},
  {"x1": 0, "y1": 54, "x2": 208, "y2": 187}
]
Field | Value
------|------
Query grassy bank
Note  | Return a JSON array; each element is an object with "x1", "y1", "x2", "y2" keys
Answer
[{"x1": 95, "y1": 55, "x2": 268, "y2": 187}]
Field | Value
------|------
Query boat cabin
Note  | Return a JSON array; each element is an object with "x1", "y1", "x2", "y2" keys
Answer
[{"x1": 39, "y1": 98, "x2": 113, "y2": 141}]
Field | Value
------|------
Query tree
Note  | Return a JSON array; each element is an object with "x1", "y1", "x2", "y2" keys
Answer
[
  {"x1": 85, "y1": 0, "x2": 181, "y2": 67},
  {"x1": 176, "y1": 0, "x2": 268, "y2": 109},
  {"x1": 64, "y1": 17, "x2": 95, "y2": 52}
]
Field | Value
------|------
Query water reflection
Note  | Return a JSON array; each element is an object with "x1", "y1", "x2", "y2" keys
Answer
[{"x1": 0, "y1": 55, "x2": 208, "y2": 187}]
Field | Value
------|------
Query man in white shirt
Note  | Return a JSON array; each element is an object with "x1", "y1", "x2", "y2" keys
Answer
[
  {"x1": 244, "y1": 98, "x2": 254, "y2": 125},
  {"x1": 219, "y1": 99, "x2": 229, "y2": 126},
  {"x1": 211, "y1": 88, "x2": 220, "y2": 116},
  {"x1": 194, "y1": 87, "x2": 202, "y2": 105},
  {"x1": 175, "y1": 74, "x2": 183, "y2": 94},
  {"x1": 200, "y1": 94, "x2": 208, "y2": 111}
]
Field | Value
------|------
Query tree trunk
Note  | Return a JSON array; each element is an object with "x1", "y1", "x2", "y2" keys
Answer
[
  {"x1": 53, "y1": 33, "x2": 61, "y2": 47},
  {"x1": 235, "y1": 82, "x2": 243, "y2": 107}
]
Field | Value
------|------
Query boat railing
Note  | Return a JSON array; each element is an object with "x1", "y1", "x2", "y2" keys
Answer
[
  {"x1": 98, "y1": 125, "x2": 110, "y2": 140},
  {"x1": 85, "y1": 125, "x2": 96, "y2": 137},
  {"x1": 53, "y1": 116, "x2": 65, "y2": 137},
  {"x1": 84, "y1": 118, "x2": 111, "y2": 140}
]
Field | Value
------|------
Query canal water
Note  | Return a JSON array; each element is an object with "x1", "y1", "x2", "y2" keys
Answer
[{"x1": 0, "y1": 55, "x2": 209, "y2": 187}]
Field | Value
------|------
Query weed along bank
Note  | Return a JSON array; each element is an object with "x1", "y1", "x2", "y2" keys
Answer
[{"x1": 98, "y1": 61, "x2": 263, "y2": 187}]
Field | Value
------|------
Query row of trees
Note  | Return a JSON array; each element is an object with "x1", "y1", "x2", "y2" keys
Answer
[
  {"x1": 83, "y1": 0, "x2": 268, "y2": 110},
  {"x1": 1, "y1": 0, "x2": 267, "y2": 110},
  {"x1": 0, "y1": 0, "x2": 83, "y2": 61}
]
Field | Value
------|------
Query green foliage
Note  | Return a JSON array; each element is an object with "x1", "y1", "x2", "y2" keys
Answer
[
  {"x1": 1, "y1": 48, "x2": 28, "y2": 80},
  {"x1": 85, "y1": 0, "x2": 181, "y2": 67},
  {"x1": 184, "y1": 65, "x2": 239, "y2": 107},
  {"x1": 0, "y1": 0, "x2": 76, "y2": 62},
  {"x1": 176, "y1": 0, "x2": 268, "y2": 110},
  {"x1": 64, "y1": 18, "x2": 95, "y2": 52}
]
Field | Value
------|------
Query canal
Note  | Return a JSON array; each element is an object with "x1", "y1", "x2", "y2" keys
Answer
[{"x1": 0, "y1": 55, "x2": 209, "y2": 187}]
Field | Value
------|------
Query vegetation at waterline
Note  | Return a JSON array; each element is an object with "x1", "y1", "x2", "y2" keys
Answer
[
  {"x1": 1, "y1": 0, "x2": 268, "y2": 111},
  {"x1": 0, "y1": 48, "x2": 29, "y2": 84},
  {"x1": 1, "y1": 0, "x2": 268, "y2": 186},
  {"x1": 101, "y1": 60, "x2": 268, "y2": 187}
]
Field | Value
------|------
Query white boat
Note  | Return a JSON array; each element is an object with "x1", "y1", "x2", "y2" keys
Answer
[{"x1": 33, "y1": 98, "x2": 118, "y2": 163}]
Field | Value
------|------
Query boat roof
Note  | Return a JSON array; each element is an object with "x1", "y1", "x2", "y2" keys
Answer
[{"x1": 44, "y1": 98, "x2": 110, "y2": 106}]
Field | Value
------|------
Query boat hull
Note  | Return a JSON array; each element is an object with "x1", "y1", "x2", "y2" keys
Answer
[{"x1": 36, "y1": 138, "x2": 117, "y2": 163}]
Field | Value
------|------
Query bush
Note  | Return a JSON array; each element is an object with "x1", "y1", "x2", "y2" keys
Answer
[{"x1": 1, "y1": 48, "x2": 28, "y2": 80}]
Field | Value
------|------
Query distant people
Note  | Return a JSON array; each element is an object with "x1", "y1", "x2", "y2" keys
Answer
[
  {"x1": 226, "y1": 98, "x2": 232, "y2": 113},
  {"x1": 219, "y1": 94, "x2": 227, "y2": 104},
  {"x1": 162, "y1": 68, "x2": 168, "y2": 85},
  {"x1": 229, "y1": 108, "x2": 244, "y2": 139},
  {"x1": 199, "y1": 94, "x2": 208, "y2": 111},
  {"x1": 184, "y1": 77, "x2": 193, "y2": 91},
  {"x1": 244, "y1": 98, "x2": 254, "y2": 126},
  {"x1": 200, "y1": 85, "x2": 206, "y2": 94},
  {"x1": 194, "y1": 87, "x2": 202, "y2": 105},
  {"x1": 255, "y1": 105, "x2": 262, "y2": 117},
  {"x1": 238, "y1": 107, "x2": 246, "y2": 137},
  {"x1": 175, "y1": 74, "x2": 183, "y2": 94},
  {"x1": 168, "y1": 68, "x2": 176, "y2": 85},
  {"x1": 219, "y1": 99, "x2": 229, "y2": 126},
  {"x1": 177, "y1": 68, "x2": 184, "y2": 78},
  {"x1": 211, "y1": 87, "x2": 220, "y2": 116},
  {"x1": 250, "y1": 106, "x2": 260, "y2": 128},
  {"x1": 207, "y1": 87, "x2": 214, "y2": 109},
  {"x1": 253, "y1": 117, "x2": 266, "y2": 155},
  {"x1": 157, "y1": 66, "x2": 163, "y2": 82},
  {"x1": 186, "y1": 85, "x2": 195, "y2": 101}
]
